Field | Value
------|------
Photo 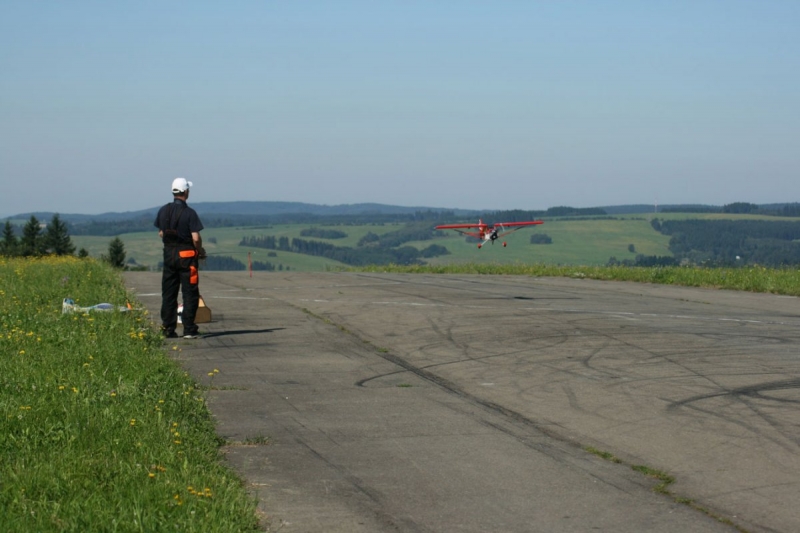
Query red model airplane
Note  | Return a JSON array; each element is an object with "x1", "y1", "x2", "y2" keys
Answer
[{"x1": 435, "y1": 219, "x2": 544, "y2": 248}]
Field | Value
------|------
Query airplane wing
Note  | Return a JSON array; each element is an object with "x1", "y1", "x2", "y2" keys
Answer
[
  {"x1": 493, "y1": 220, "x2": 544, "y2": 227},
  {"x1": 494, "y1": 220, "x2": 545, "y2": 239},
  {"x1": 435, "y1": 223, "x2": 484, "y2": 229}
]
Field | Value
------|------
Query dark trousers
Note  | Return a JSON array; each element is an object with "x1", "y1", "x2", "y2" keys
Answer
[{"x1": 161, "y1": 247, "x2": 200, "y2": 335}]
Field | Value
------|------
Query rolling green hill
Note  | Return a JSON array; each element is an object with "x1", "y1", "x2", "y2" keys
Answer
[
  {"x1": 72, "y1": 224, "x2": 402, "y2": 272},
  {"x1": 68, "y1": 212, "x2": 800, "y2": 272}
]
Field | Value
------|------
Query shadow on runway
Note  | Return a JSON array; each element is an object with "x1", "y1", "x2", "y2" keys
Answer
[{"x1": 202, "y1": 328, "x2": 285, "y2": 338}]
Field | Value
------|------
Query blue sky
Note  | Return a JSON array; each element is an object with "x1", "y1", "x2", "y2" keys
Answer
[{"x1": 1, "y1": 1, "x2": 798, "y2": 216}]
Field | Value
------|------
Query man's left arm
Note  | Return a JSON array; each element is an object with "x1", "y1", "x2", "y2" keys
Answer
[{"x1": 189, "y1": 211, "x2": 205, "y2": 258}]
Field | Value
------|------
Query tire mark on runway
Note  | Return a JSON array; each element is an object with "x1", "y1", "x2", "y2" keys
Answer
[
  {"x1": 559, "y1": 317, "x2": 800, "y2": 453},
  {"x1": 310, "y1": 309, "x2": 745, "y2": 520},
  {"x1": 668, "y1": 379, "x2": 800, "y2": 450},
  {"x1": 407, "y1": 273, "x2": 800, "y2": 458},
  {"x1": 294, "y1": 276, "x2": 800, "y2": 454}
]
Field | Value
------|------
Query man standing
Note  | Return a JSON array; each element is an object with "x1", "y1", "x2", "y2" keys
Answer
[{"x1": 154, "y1": 177, "x2": 206, "y2": 338}]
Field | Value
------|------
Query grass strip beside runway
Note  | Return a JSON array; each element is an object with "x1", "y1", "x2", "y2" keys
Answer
[
  {"x1": 0, "y1": 256, "x2": 260, "y2": 532},
  {"x1": 358, "y1": 263, "x2": 800, "y2": 296}
]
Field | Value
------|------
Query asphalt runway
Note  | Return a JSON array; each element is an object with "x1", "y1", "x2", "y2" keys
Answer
[{"x1": 125, "y1": 271, "x2": 800, "y2": 533}]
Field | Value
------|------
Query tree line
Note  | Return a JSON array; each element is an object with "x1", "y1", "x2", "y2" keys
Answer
[
  {"x1": 63, "y1": 210, "x2": 465, "y2": 236},
  {"x1": 299, "y1": 228, "x2": 348, "y2": 239},
  {"x1": 2, "y1": 215, "x2": 131, "y2": 269},
  {"x1": 239, "y1": 222, "x2": 451, "y2": 266},
  {"x1": 480, "y1": 206, "x2": 606, "y2": 222},
  {"x1": 660, "y1": 202, "x2": 800, "y2": 217},
  {"x1": 59, "y1": 206, "x2": 613, "y2": 238},
  {"x1": 2, "y1": 215, "x2": 79, "y2": 257},
  {"x1": 198, "y1": 255, "x2": 287, "y2": 271},
  {"x1": 651, "y1": 218, "x2": 800, "y2": 266},
  {"x1": 239, "y1": 236, "x2": 432, "y2": 266}
]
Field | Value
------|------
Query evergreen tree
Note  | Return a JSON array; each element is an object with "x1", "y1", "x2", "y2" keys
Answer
[
  {"x1": 21, "y1": 216, "x2": 45, "y2": 256},
  {"x1": 44, "y1": 214, "x2": 76, "y2": 255},
  {"x1": 105, "y1": 237, "x2": 127, "y2": 268},
  {"x1": 1, "y1": 221, "x2": 17, "y2": 256},
  {"x1": 78, "y1": 248, "x2": 90, "y2": 258}
]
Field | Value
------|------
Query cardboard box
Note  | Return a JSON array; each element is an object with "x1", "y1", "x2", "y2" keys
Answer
[{"x1": 195, "y1": 296, "x2": 212, "y2": 323}]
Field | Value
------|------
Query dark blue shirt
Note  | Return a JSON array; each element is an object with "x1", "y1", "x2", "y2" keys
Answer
[{"x1": 154, "y1": 199, "x2": 204, "y2": 246}]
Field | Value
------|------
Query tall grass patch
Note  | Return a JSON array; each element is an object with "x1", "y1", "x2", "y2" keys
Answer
[{"x1": 0, "y1": 256, "x2": 259, "y2": 532}]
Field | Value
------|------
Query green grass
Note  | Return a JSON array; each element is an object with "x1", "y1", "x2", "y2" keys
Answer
[
  {"x1": 585, "y1": 447, "x2": 748, "y2": 531},
  {"x1": 0, "y1": 256, "x2": 260, "y2": 532},
  {"x1": 631, "y1": 465, "x2": 676, "y2": 494},
  {"x1": 356, "y1": 262, "x2": 800, "y2": 296},
  {"x1": 585, "y1": 446, "x2": 622, "y2": 463}
]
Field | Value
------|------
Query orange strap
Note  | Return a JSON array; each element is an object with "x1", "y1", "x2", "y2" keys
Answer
[
  {"x1": 190, "y1": 266, "x2": 198, "y2": 285},
  {"x1": 179, "y1": 249, "x2": 197, "y2": 258}
]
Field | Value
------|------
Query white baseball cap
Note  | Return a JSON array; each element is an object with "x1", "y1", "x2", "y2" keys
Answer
[{"x1": 171, "y1": 177, "x2": 193, "y2": 193}]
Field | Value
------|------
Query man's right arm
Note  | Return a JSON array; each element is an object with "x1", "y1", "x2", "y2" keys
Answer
[
  {"x1": 154, "y1": 206, "x2": 164, "y2": 238},
  {"x1": 193, "y1": 232, "x2": 207, "y2": 259}
]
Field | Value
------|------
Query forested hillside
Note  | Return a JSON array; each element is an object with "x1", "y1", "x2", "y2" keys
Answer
[
  {"x1": 238, "y1": 222, "x2": 450, "y2": 266},
  {"x1": 652, "y1": 218, "x2": 800, "y2": 266}
]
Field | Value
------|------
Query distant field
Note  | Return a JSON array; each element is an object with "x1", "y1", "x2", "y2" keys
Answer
[
  {"x1": 421, "y1": 217, "x2": 670, "y2": 266},
  {"x1": 72, "y1": 223, "x2": 402, "y2": 272},
  {"x1": 70, "y1": 213, "x2": 800, "y2": 271}
]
